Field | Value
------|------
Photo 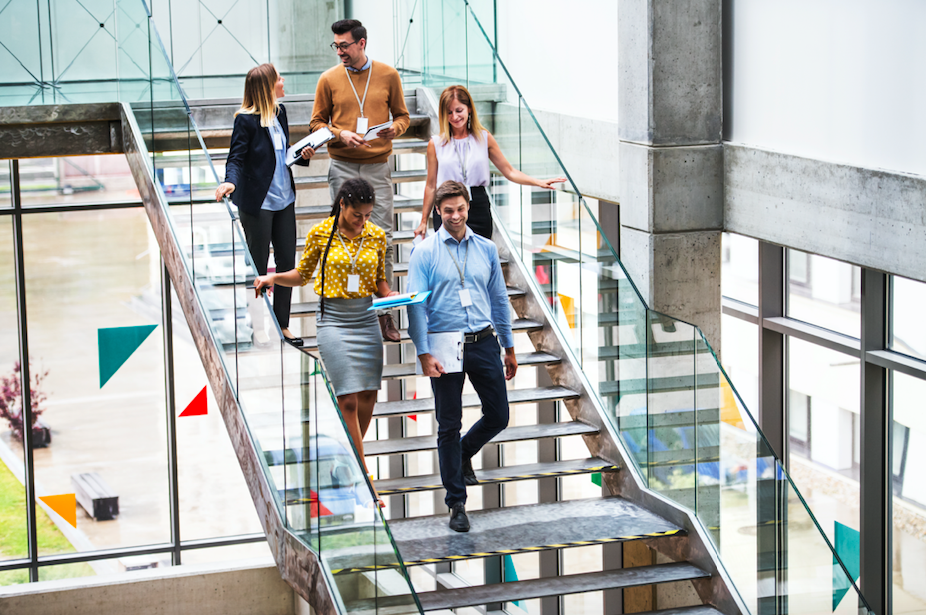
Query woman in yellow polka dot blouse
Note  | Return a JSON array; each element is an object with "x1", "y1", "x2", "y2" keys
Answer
[{"x1": 254, "y1": 178, "x2": 396, "y2": 504}]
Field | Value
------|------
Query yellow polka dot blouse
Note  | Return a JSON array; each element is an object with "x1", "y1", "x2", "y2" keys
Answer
[{"x1": 297, "y1": 216, "x2": 387, "y2": 299}]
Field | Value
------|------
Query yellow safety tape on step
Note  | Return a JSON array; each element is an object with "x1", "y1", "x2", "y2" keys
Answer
[{"x1": 327, "y1": 529, "x2": 683, "y2": 575}]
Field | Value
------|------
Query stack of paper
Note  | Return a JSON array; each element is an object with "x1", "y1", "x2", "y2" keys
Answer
[{"x1": 286, "y1": 127, "x2": 335, "y2": 167}]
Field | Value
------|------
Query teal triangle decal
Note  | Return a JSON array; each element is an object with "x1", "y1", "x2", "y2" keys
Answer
[
  {"x1": 503, "y1": 554, "x2": 525, "y2": 610},
  {"x1": 98, "y1": 325, "x2": 157, "y2": 387},
  {"x1": 832, "y1": 521, "x2": 861, "y2": 611}
]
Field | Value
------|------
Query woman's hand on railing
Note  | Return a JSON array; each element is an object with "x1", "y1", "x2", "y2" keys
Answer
[
  {"x1": 253, "y1": 274, "x2": 274, "y2": 297},
  {"x1": 536, "y1": 177, "x2": 567, "y2": 190},
  {"x1": 215, "y1": 182, "x2": 235, "y2": 201}
]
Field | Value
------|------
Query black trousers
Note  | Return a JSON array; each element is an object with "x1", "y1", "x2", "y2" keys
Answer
[
  {"x1": 431, "y1": 334, "x2": 509, "y2": 507},
  {"x1": 238, "y1": 202, "x2": 297, "y2": 329},
  {"x1": 432, "y1": 185, "x2": 492, "y2": 239}
]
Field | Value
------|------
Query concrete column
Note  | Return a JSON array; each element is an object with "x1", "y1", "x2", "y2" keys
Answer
[{"x1": 618, "y1": 0, "x2": 723, "y2": 349}]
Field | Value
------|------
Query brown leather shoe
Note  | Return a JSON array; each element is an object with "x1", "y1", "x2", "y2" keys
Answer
[{"x1": 378, "y1": 313, "x2": 401, "y2": 342}]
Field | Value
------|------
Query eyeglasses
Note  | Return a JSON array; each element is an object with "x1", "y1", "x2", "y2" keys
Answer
[{"x1": 330, "y1": 40, "x2": 359, "y2": 52}]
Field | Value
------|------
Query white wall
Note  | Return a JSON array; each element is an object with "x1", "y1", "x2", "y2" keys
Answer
[
  {"x1": 492, "y1": 1, "x2": 618, "y2": 120},
  {"x1": 730, "y1": 0, "x2": 926, "y2": 176}
]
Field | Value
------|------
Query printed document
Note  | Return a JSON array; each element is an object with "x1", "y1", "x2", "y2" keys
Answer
[
  {"x1": 415, "y1": 331, "x2": 463, "y2": 375},
  {"x1": 363, "y1": 120, "x2": 393, "y2": 141}
]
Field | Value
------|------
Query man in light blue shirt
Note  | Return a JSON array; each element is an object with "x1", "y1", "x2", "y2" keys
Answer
[{"x1": 407, "y1": 180, "x2": 518, "y2": 532}]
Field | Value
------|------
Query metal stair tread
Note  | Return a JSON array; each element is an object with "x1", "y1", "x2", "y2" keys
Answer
[
  {"x1": 381, "y1": 350, "x2": 558, "y2": 380},
  {"x1": 292, "y1": 287, "x2": 525, "y2": 318},
  {"x1": 373, "y1": 457, "x2": 619, "y2": 496},
  {"x1": 295, "y1": 198, "x2": 423, "y2": 220},
  {"x1": 372, "y1": 385, "x2": 577, "y2": 418},
  {"x1": 297, "y1": 317, "x2": 540, "y2": 350},
  {"x1": 261, "y1": 420, "x2": 596, "y2": 466},
  {"x1": 387, "y1": 496, "x2": 684, "y2": 565},
  {"x1": 346, "y1": 563, "x2": 710, "y2": 614},
  {"x1": 599, "y1": 373, "x2": 720, "y2": 397},
  {"x1": 363, "y1": 421, "x2": 597, "y2": 457},
  {"x1": 295, "y1": 168, "x2": 426, "y2": 190}
]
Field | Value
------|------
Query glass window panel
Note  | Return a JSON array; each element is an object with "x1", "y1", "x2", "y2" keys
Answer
[
  {"x1": 720, "y1": 314, "x2": 758, "y2": 412},
  {"x1": 173, "y1": 288, "x2": 265, "y2": 542},
  {"x1": 787, "y1": 338, "x2": 860, "y2": 544},
  {"x1": 179, "y1": 541, "x2": 271, "y2": 566},
  {"x1": 1, "y1": 161, "x2": 11, "y2": 209},
  {"x1": 22, "y1": 209, "x2": 171, "y2": 554},
  {"x1": 19, "y1": 155, "x2": 139, "y2": 209},
  {"x1": 38, "y1": 556, "x2": 125, "y2": 583},
  {"x1": 0, "y1": 218, "x2": 28, "y2": 565},
  {"x1": 892, "y1": 371, "x2": 926, "y2": 613},
  {"x1": 892, "y1": 274, "x2": 926, "y2": 362},
  {"x1": 787, "y1": 248, "x2": 860, "y2": 338},
  {"x1": 721, "y1": 232, "x2": 758, "y2": 306}
]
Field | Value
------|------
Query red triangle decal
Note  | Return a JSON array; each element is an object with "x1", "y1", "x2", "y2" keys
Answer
[
  {"x1": 309, "y1": 489, "x2": 333, "y2": 517},
  {"x1": 180, "y1": 386, "x2": 208, "y2": 417},
  {"x1": 408, "y1": 415, "x2": 417, "y2": 422}
]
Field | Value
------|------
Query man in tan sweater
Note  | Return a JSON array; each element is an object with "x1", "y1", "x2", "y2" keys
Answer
[{"x1": 311, "y1": 19, "x2": 410, "y2": 341}]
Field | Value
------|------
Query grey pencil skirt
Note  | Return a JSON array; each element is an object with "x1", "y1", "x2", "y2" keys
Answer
[{"x1": 315, "y1": 296, "x2": 383, "y2": 396}]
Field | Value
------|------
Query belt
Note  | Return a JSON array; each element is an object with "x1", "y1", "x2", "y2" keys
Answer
[{"x1": 464, "y1": 326, "x2": 495, "y2": 344}]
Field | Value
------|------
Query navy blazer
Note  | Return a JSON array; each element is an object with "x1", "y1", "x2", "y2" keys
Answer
[{"x1": 224, "y1": 104, "x2": 310, "y2": 216}]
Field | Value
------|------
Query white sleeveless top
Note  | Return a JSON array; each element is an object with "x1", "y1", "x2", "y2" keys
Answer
[{"x1": 432, "y1": 130, "x2": 490, "y2": 188}]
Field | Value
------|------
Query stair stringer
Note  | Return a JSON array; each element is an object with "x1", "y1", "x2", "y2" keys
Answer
[
  {"x1": 490, "y1": 208, "x2": 748, "y2": 615},
  {"x1": 120, "y1": 102, "x2": 345, "y2": 615}
]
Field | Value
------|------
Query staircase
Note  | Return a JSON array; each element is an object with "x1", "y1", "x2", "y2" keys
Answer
[{"x1": 171, "y1": 87, "x2": 739, "y2": 614}]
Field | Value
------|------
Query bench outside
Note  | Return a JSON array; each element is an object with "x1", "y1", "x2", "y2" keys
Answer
[{"x1": 71, "y1": 472, "x2": 119, "y2": 521}]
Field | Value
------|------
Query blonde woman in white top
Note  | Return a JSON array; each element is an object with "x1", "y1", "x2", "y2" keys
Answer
[{"x1": 414, "y1": 85, "x2": 566, "y2": 240}]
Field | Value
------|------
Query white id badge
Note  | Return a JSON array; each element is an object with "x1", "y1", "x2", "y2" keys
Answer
[
  {"x1": 346, "y1": 274, "x2": 360, "y2": 293},
  {"x1": 459, "y1": 288, "x2": 473, "y2": 307},
  {"x1": 356, "y1": 117, "x2": 369, "y2": 135},
  {"x1": 272, "y1": 130, "x2": 284, "y2": 150}
]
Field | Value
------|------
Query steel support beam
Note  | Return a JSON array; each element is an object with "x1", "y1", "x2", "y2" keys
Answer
[
  {"x1": 860, "y1": 269, "x2": 890, "y2": 615},
  {"x1": 12, "y1": 159, "x2": 39, "y2": 583}
]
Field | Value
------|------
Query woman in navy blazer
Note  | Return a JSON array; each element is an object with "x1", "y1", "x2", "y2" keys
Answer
[{"x1": 216, "y1": 63, "x2": 313, "y2": 345}]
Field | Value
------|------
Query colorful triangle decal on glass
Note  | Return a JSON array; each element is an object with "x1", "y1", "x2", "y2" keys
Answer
[
  {"x1": 503, "y1": 554, "x2": 526, "y2": 610},
  {"x1": 98, "y1": 325, "x2": 157, "y2": 387},
  {"x1": 180, "y1": 386, "x2": 208, "y2": 417},
  {"x1": 39, "y1": 493, "x2": 77, "y2": 528},
  {"x1": 832, "y1": 521, "x2": 861, "y2": 610}
]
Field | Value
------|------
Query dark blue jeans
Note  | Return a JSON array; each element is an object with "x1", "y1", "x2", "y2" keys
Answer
[{"x1": 431, "y1": 334, "x2": 509, "y2": 508}]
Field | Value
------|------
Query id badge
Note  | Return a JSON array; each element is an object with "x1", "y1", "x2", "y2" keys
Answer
[
  {"x1": 347, "y1": 274, "x2": 360, "y2": 293},
  {"x1": 272, "y1": 130, "x2": 284, "y2": 150},
  {"x1": 459, "y1": 288, "x2": 473, "y2": 307},
  {"x1": 356, "y1": 116, "x2": 369, "y2": 135}
]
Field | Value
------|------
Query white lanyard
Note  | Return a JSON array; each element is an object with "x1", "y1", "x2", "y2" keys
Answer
[
  {"x1": 336, "y1": 231, "x2": 365, "y2": 272},
  {"x1": 443, "y1": 239, "x2": 468, "y2": 287},
  {"x1": 345, "y1": 64, "x2": 373, "y2": 117},
  {"x1": 452, "y1": 138, "x2": 469, "y2": 184}
]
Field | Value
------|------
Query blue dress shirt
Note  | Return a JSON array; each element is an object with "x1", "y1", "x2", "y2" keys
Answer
[
  {"x1": 407, "y1": 226, "x2": 514, "y2": 355},
  {"x1": 260, "y1": 118, "x2": 295, "y2": 211}
]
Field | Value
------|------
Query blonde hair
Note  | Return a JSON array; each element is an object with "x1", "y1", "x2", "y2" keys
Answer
[
  {"x1": 235, "y1": 64, "x2": 279, "y2": 128},
  {"x1": 438, "y1": 85, "x2": 486, "y2": 145}
]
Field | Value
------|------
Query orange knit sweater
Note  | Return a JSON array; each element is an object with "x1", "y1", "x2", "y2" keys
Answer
[{"x1": 310, "y1": 61, "x2": 410, "y2": 165}]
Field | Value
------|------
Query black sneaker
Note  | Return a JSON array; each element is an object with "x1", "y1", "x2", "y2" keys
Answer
[
  {"x1": 462, "y1": 456, "x2": 478, "y2": 486},
  {"x1": 449, "y1": 503, "x2": 470, "y2": 532}
]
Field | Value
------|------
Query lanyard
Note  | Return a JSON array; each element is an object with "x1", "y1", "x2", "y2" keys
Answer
[
  {"x1": 336, "y1": 231, "x2": 365, "y2": 272},
  {"x1": 345, "y1": 64, "x2": 373, "y2": 117},
  {"x1": 443, "y1": 239, "x2": 468, "y2": 287}
]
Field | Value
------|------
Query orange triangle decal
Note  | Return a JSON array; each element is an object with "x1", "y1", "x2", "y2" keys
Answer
[
  {"x1": 180, "y1": 386, "x2": 208, "y2": 417},
  {"x1": 39, "y1": 494, "x2": 77, "y2": 528}
]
